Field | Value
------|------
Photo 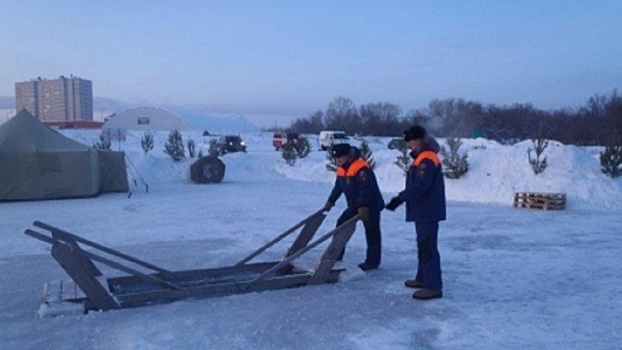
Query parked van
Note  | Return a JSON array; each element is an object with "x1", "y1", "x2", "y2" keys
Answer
[{"x1": 318, "y1": 130, "x2": 349, "y2": 151}]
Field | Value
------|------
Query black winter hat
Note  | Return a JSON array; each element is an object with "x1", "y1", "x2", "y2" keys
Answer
[
  {"x1": 331, "y1": 143, "x2": 351, "y2": 158},
  {"x1": 403, "y1": 126, "x2": 427, "y2": 142}
]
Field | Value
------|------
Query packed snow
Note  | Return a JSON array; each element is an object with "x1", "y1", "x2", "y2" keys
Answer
[{"x1": 1, "y1": 128, "x2": 621, "y2": 349}]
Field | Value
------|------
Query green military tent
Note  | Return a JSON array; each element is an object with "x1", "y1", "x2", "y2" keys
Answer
[{"x1": 0, "y1": 110, "x2": 129, "y2": 201}]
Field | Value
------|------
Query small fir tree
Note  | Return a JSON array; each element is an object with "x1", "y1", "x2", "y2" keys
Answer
[
  {"x1": 187, "y1": 139, "x2": 196, "y2": 158},
  {"x1": 528, "y1": 126, "x2": 548, "y2": 175},
  {"x1": 207, "y1": 139, "x2": 221, "y2": 157},
  {"x1": 281, "y1": 142, "x2": 297, "y2": 166},
  {"x1": 359, "y1": 140, "x2": 376, "y2": 170},
  {"x1": 294, "y1": 137, "x2": 311, "y2": 159},
  {"x1": 140, "y1": 132, "x2": 154, "y2": 153},
  {"x1": 440, "y1": 137, "x2": 469, "y2": 179},
  {"x1": 394, "y1": 141, "x2": 410, "y2": 176},
  {"x1": 93, "y1": 131, "x2": 112, "y2": 151},
  {"x1": 599, "y1": 137, "x2": 622, "y2": 178},
  {"x1": 163, "y1": 130, "x2": 185, "y2": 161}
]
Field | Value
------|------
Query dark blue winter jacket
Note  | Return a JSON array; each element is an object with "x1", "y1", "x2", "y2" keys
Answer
[
  {"x1": 398, "y1": 137, "x2": 446, "y2": 222},
  {"x1": 328, "y1": 152, "x2": 384, "y2": 212}
]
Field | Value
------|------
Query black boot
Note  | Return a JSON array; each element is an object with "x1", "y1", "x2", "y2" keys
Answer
[
  {"x1": 412, "y1": 289, "x2": 443, "y2": 300},
  {"x1": 358, "y1": 261, "x2": 379, "y2": 271}
]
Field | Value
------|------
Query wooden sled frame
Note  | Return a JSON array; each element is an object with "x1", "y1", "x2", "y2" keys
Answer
[{"x1": 24, "y1": 209, "x2": 359, "y2": 313}]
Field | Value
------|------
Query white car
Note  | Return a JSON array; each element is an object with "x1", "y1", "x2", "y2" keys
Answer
[{"x1": 318, "y1": 130, "x2": 349, "y2": 151}]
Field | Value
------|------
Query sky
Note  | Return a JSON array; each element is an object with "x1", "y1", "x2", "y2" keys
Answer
[
  {"x1": 1, "y1": 1, "x2": 622, "y2": 126},
  {"x1": 1, "y1": 129, "x2": 621, "y2": 349}
]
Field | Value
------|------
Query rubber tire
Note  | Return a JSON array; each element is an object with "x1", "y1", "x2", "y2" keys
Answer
[{"x1": 190, "y1": 156, "x2": 226, "y2": 184}]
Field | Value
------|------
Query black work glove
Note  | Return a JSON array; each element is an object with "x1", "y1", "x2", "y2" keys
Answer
[
  {"x1": 323, "y1": 201, "x2": 334, "y2": 212},
  {"x1": 357, "y1": 206, "x2": 370, "y2": 222},
  {"x1": 385, "y1": 196, "x2": 403, "y2": 211}
]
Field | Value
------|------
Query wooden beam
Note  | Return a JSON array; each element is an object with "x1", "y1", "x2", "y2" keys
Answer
[
  {"x1": 251, "y1": 216, "x2": 358, "y2": 283},
  {"x1": 51, "y1": 242, "x2": 121, "y2": 311},
  {"x1": 308, "y1": 218, "x2": 358, "y2": 285},
  {"x1": 235, "y1": 209, "x2": 325, "y2": 266},
  {"x1": 284, "y1": 210, "x2": 327, "y2": 258},
  {"x1": 33, "y1": 220, "x2": 173, "y2": 276}
]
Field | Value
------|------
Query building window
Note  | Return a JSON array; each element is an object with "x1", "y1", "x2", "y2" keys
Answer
[{"x1": 137, "y1": 117, "x2": 150, "y2": 125}]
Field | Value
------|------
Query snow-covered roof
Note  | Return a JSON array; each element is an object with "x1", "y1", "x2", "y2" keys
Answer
[{"x1": 103, "y1": 107, "x2": 188, "y2": 131}]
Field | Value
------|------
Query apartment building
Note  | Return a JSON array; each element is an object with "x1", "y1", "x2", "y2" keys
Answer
[{"x1": 15, "y1": 75, "x2": 93, "y2": 122}]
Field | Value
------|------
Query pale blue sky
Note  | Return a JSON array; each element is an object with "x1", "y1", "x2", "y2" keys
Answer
[{"x1": 1, "y1": 1, "x2": 621, "y2": 122}]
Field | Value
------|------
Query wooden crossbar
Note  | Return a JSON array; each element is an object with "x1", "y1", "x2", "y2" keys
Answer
[
  {"x1": 33, "y1": 220, "x2": 173, "y2": 276},
  {"x1": 250, "y1": 216, "x2": 358, "y2": 283},
  {"x1": 25, "y1": 228, "x2": 182, "y2": 291},
  {"x1": 235, "y1": 209, "x2": 326, "y2": 266}
]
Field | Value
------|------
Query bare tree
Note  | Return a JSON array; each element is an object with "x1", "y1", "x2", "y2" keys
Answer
[
  {"x1": 403, "y1": 109, "x2": 431, "y2": 132},
  {"x1": 581, "y1": 89, "x2": 622, "y2": 143},
  {"x1": 359, "y1": 102, "x2": 402, "y2": 136},
  {"x1": 290, "y1": 110, "x2": 324, "y2": 134},
  {"x1": 324, "y1": 96, "x2": 360, "y2": 133},
  {"x1": 281, "y1": 88, "x2": 620, "y2": 145}
]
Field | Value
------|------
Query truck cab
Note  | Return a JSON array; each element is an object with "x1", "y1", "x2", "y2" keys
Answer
[{"x1": 272, "y1": 132, "x2": 299, "y2": 151}]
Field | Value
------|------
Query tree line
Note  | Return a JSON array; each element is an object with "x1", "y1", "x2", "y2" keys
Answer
[{"x1": 281, "y1": 89, "x2": 622, "y2": 145}]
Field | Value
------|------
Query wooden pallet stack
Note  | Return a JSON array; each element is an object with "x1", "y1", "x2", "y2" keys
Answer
[{"x1": 513, "y1": 192, "x2": 566, "y2": 210}]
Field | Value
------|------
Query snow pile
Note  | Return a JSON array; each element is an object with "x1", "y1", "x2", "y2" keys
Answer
[{"x1": 272, "y1": 135, "x2": 621, "y2": 211}]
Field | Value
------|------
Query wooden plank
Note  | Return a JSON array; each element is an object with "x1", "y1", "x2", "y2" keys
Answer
[
  {"x1": 107, "y1": 262, "x2": 283, "y2": 293},
  {"x1": 33, "y1": 220, "x2": 173, "y2": 276},
  {"x1": 76, "y1": 246, "x2": 183, "y2": 290},
  {"x1": 115, "y1": 271, "x2": 343, "y2": 309},
  {"x1": 284, "y1": 210, "x2": 326, "y2": 258},
  {"x1": 513, "y1": 192, "x2": 566, "y2": 210},
  {"x1": 51, "y1": 242, "x2": 121, "y2": 311},
  {"x1": 235, "y1": 210, "x2": 325, "y2": 266},
  {"x1": 116, "y1": 274, "x2": 308, "y2": 308},
  {"x1": 28, "y1": 224, "x2": 183, "y2": 290},
  {"x1": 250, "y1": 216, "x2": 358, "y2": 283},
  {"x1": 27, "y1": 226, "x2": 183, "y2": 291},
  {"x1": 308, "y1": 217, "x2": 357, "y2": 285}
]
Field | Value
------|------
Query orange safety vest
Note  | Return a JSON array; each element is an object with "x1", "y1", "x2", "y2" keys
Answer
[
  {"x1": 413, "y1": 151, "x2": 440, "y2": 167},
  {"x1": 337, "y1": 158, "x2": 370, "y2": 177}
]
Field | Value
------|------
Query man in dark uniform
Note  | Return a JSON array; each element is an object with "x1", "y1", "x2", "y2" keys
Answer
[
  {"x1": 385, "y1": 126, "x2": 446, "y2": 300},
  {"x1": 324, "y1": 143, "x2": 385, "y2": 271}
]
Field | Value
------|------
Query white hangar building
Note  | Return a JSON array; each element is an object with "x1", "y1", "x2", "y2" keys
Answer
[{"x1": 103, "y1": 107, "x2": 189, "y2": 131}]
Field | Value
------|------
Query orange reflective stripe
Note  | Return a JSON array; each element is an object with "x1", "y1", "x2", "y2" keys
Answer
[
  {"x1": 413, "y1": 151, "x2": 440, "y2": 166},
  {"x1": 337, "y1": 158, "x2": 370, "y2": 177}
]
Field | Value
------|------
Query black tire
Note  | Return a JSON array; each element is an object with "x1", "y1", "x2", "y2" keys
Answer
[{"x1": 190, "y1": 156, "x2": 226, "y2": 184}]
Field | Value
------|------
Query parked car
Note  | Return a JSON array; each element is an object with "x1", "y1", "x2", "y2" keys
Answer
[
  {"x1": 216, "y1": 135, "x2": 247, "y2": 155},
  {"x1": 387, "y1": 138, "x2": 404, "y2": 150},
  {"x1": 272, "y1": 132, "x2": 300, "y2": 151},
  {"x1": 318, "y1": 130, "x2": 349, "y2": 151}
]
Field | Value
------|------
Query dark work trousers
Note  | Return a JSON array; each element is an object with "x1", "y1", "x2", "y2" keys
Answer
[
  {"x1": 414, "y1": 221, "x2": 442, "y2": 290},
  {"x1": 336, "y1": 206, "x2": 382, "y2": 267}
]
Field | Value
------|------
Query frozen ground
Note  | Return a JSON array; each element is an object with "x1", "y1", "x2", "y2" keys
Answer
[{"x1": 1, "y1": 130, "x2": 621, "y2": 349}]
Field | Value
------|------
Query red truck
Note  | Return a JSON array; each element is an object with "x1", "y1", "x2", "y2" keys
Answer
[{"x1": 272, "y1": 132, "x2": 299, "y2": 151}]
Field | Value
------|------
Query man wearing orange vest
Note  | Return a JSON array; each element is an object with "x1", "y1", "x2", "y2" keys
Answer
[
  {"x1": 323, "y1": 143, "x2": 385, "y2": 271},
  {"x1": 385, "y1": 126, "x2": 446, "y2": 300}
]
